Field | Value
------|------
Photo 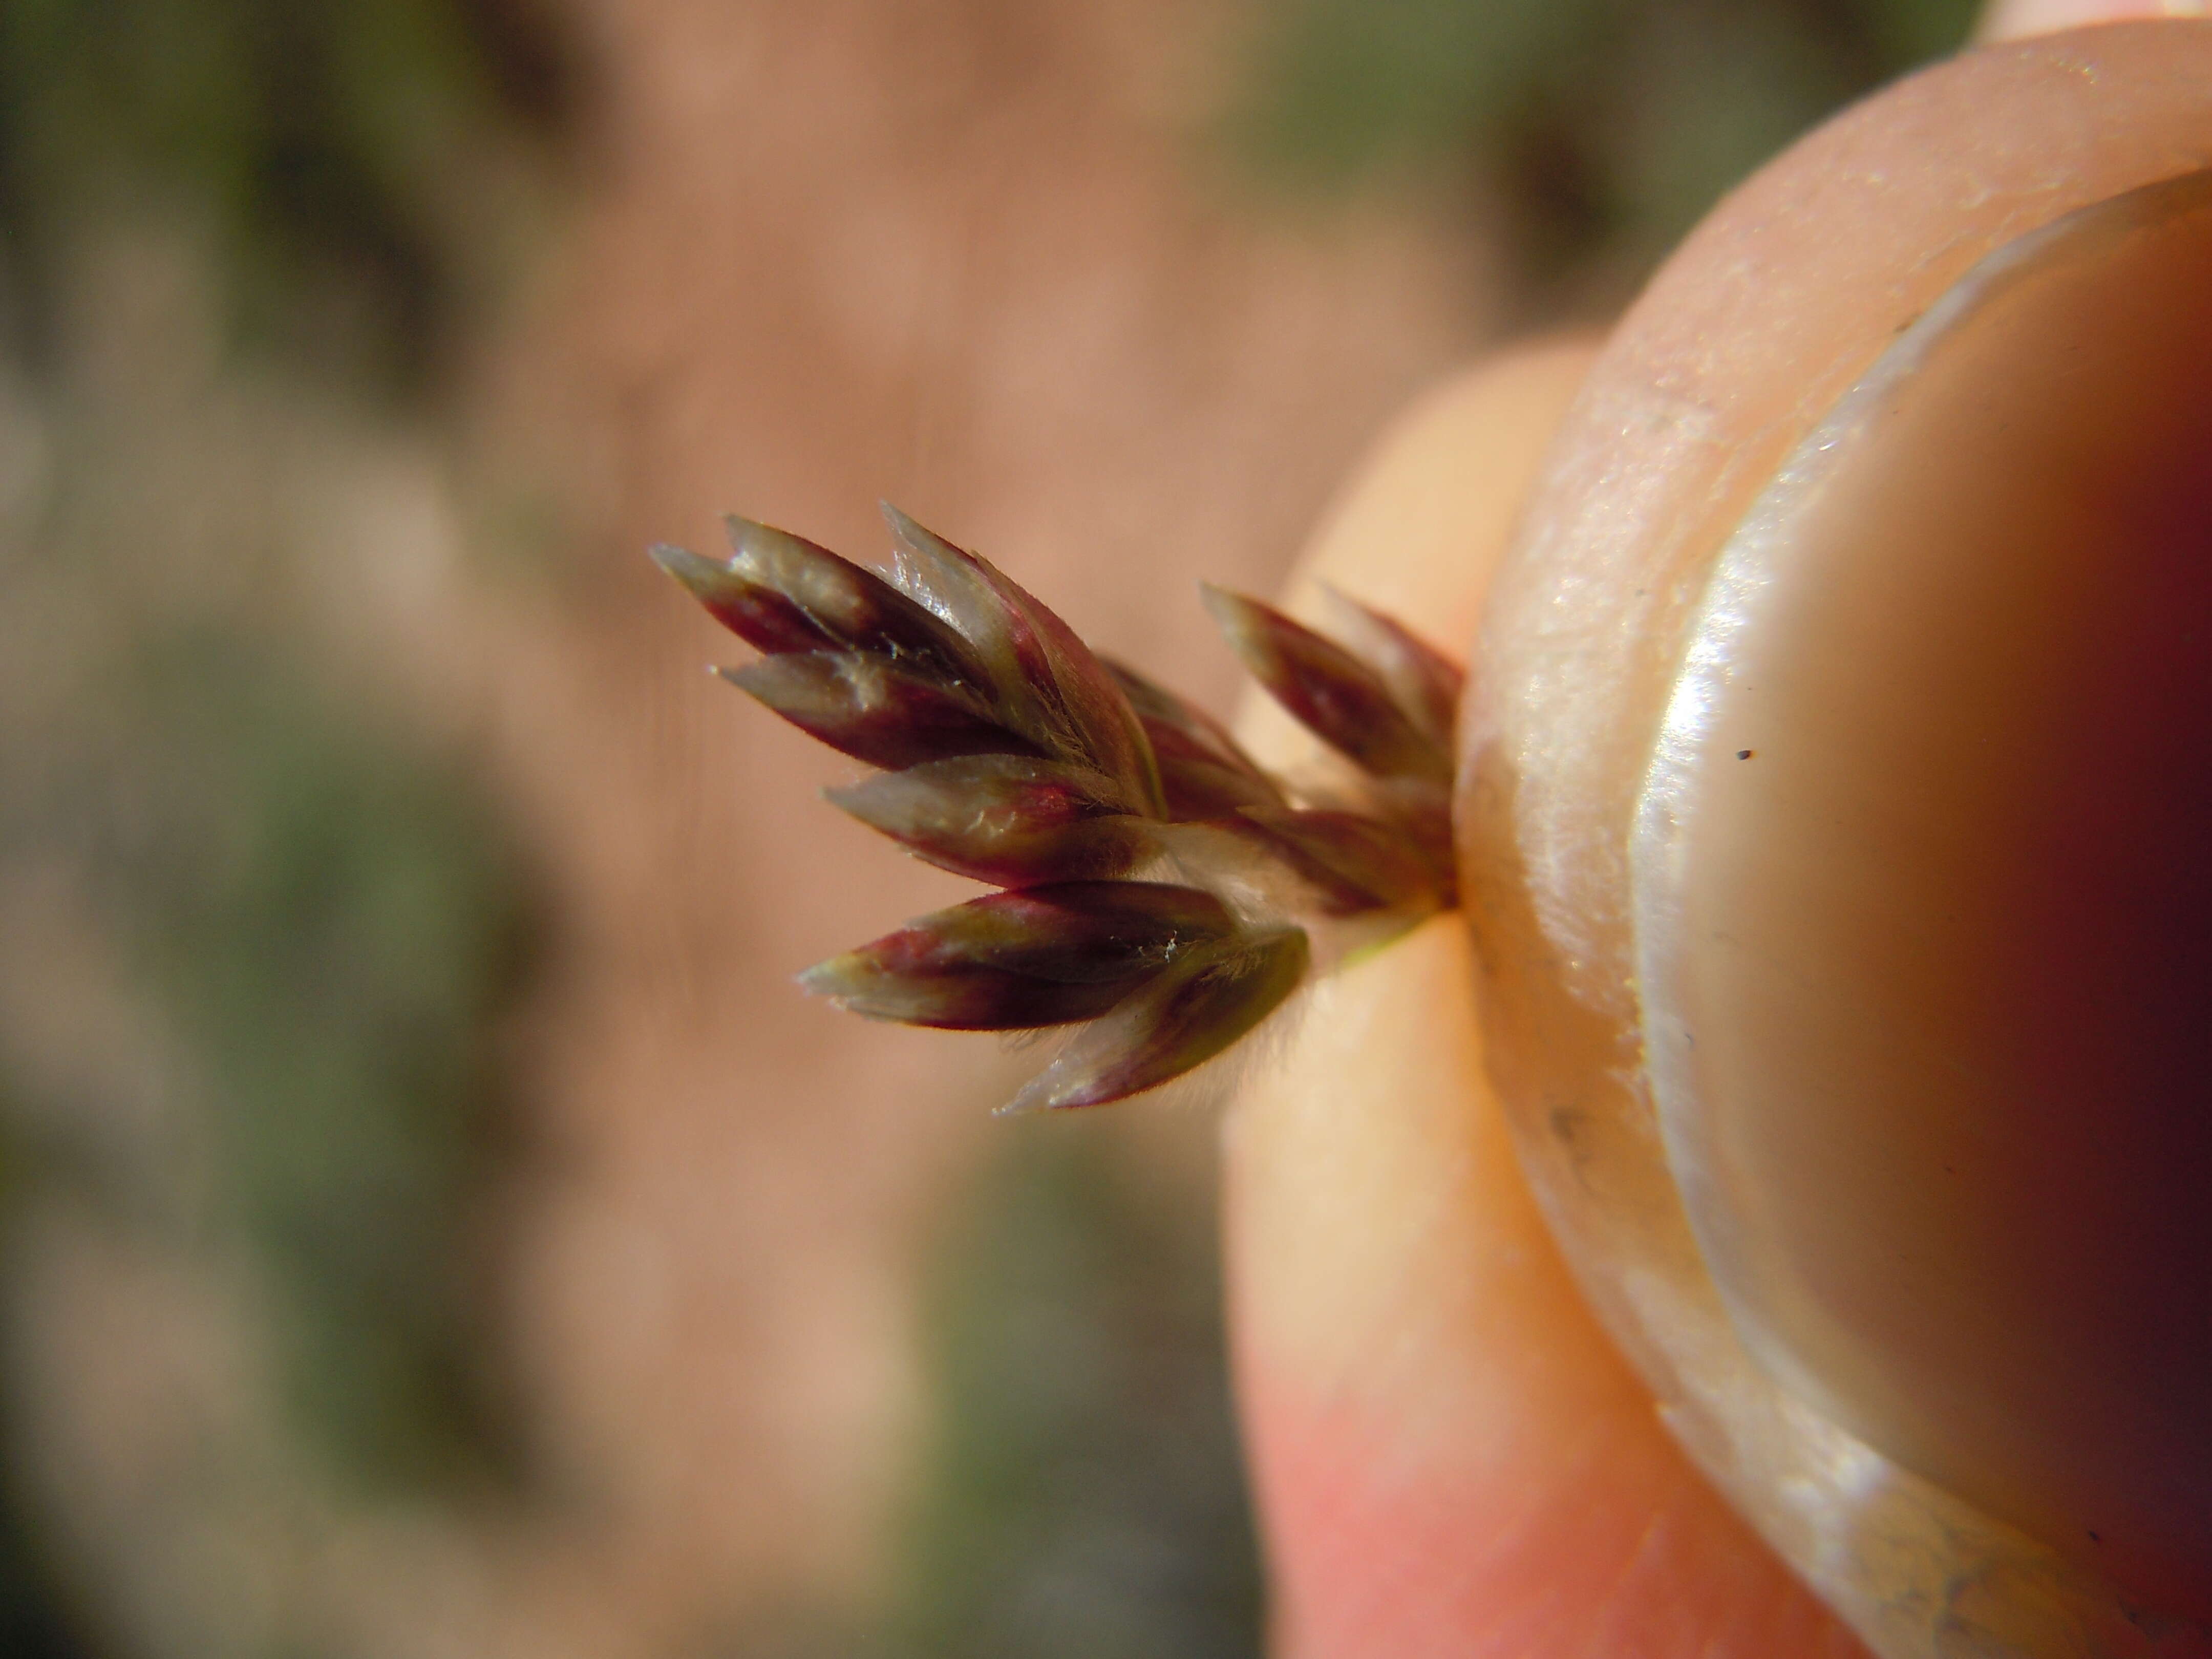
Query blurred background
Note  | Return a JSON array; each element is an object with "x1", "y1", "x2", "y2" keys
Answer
[{"x1": 0, "y1": 1, "x2": 1974, "y2": 1654}]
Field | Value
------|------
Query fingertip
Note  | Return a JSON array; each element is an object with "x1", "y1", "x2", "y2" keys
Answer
[
  {"x1": 1226, "y1": 920, "x2": 1862, "y2": 1657},
  {"x1": 1220, "y1": 338, "x2": 1857, "y2": 1653}
]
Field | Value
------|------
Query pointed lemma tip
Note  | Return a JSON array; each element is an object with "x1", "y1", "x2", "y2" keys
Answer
[
  {"x1": 997, "y1": 1056, "x2": 1120, "y2": 1115},
  {"x1": 1199, "y1": 583, "x2": 1264, "y2": 648},
  {"x1": 879, "y1": 500, "x2": 935, "y2": 553},
  {"x1": 652, "y1": 542, "x2": 744, "y2": 614},
  {"x1": 1198, "y1": 581, "x2": 1248, "y2": 619},
  {"x1": 992, "y1": 1085, "x2": 1053, "y2": 1118},
  {"x1": 1311, "y1": 577, "x2": 1357, "y2": 617},
  {"x1": 820, "y1": 778, "x2": 896, "y2": 832},
  {"x1": 794, "y1": 958, "x2": 843, "y2": 998},
  {"x1": 650, "y1": 541, "x2": 714, "y2": 583},
  {"x1": 880, "y1": 501, "x2": 968, "y2": 562},
  {"x1": 796, "y1": 955, "x2": 888, "y2": 1014},
  {"x1": 722, "y1": 514, "x2": 799, "y2": 566}
]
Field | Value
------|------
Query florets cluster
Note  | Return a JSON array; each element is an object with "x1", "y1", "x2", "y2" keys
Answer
[{"x1": 654, "y1": 506, "x2": 1460, "y2": 1110}]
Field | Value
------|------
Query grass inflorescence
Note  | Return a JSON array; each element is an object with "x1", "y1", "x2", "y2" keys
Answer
[{"x1": 654, "y1": 506, "x2": 1461, "y2": 1110}]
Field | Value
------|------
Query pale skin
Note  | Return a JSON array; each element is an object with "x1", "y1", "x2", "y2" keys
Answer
[{"x1": 1222, "y1": 4, "x2": 2188, "y2": 1652}]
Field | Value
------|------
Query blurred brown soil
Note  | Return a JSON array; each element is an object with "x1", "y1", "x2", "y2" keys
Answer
[{"x1": 455, "y1": 0, "x2": 1492, "y2": 1646}]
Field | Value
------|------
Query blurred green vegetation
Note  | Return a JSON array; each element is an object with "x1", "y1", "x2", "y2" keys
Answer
[
  {"x1": 0, "y1": 1105, "x2": 93, "y2": 1659},
  {"x1": 1233, "y1": 0, "x2": 1979, "y2": 303},
  {"x1": 0, "y1": 618, "x2": 542, "y2": 1647},
  {"x1": 894, "y1": 1123, "x2": 1262, "y2": 1659},
  {"x1": 109, "y1": 634, "x2": 539, "y2": 1492},
  {"x1": 0, "y1": 0, "x2": 583, "y2": 394},
  {"x1": 0, "y1": 0, "x2": 577, "y2": 1648},
  {"x1": 0, "y1": 1477, "x2": 92, "y2": 1659}
]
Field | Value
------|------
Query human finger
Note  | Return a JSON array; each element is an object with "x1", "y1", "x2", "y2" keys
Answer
[{"x1": 1220, "y1": 342, "x2": 1869, "y2": 1658}]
